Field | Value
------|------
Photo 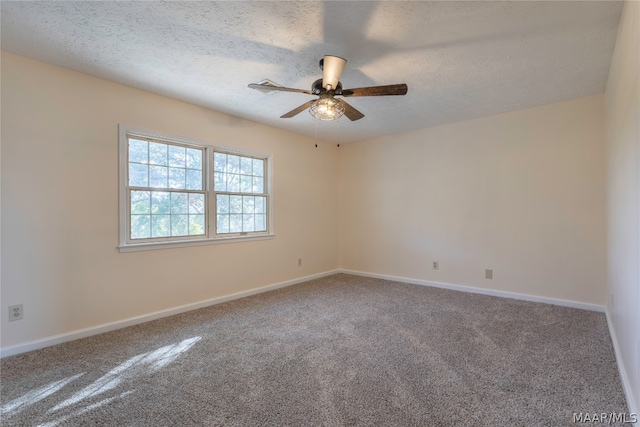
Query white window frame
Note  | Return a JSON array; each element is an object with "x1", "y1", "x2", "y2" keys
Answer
[{"x1": 118, "y1": 124, "x2": 274, "y2": 252}]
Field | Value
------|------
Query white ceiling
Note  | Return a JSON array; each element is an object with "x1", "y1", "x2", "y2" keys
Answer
[{"x1": 1, "y1": 1, "x2": 623, "y2": 143}]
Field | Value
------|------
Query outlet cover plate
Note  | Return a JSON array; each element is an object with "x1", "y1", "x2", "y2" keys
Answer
[{"x1": 9, "y1": 304, "x2": 23, "y2": 321}]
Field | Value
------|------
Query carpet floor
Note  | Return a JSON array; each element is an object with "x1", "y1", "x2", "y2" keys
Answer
[{"x1": 0, "y1": 274, "x2": 628, "y2": 426}]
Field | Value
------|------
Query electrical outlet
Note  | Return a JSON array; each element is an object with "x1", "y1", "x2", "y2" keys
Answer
[
  {"x1": 485, "y1": 269, "x2": 493, "y2": 279},
  {"x1": 298, "y1": 258, "x2": 302, "y2": 267},
  {"x1": 9, "y1": 304, "x2": 23, "y2": 321},
  {"x1": 432, "y1": 261, "x2": 439, "y2": 270}
]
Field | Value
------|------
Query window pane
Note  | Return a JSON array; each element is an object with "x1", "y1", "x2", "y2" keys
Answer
[
  {"x1": 227, "y1": 155, "x2": 240, "y2": 174},
  {"x1": 149, "y1": 165, "x2": 168, "y2": 188},
  {"x1": 214, "y1": 172, "x2": 226, "y2": 191},
  {"x1": 243, "y1": 214, "x2": 255, "y2": 232},
  {"x1": 171, "y1": 192, "x2": 188, "y2": 214},
  {"x1": 253, "y1": 159, "x2": 264, "y2": 177},
  {"x1": 189, "y1": 193, "x2": 205, "y2": 214},
  {"x1": 172, "y1": 215, "x2": 189, "y2": 236},
  {"x1": 214, "y1": 152, "x2": 227, "y2": 172},
  {"x1": 186, "y1": 148, "x2": 202, "y2": 170},
  {"x1": 240, "y1": 156, "x2": 253, "y2": 175},
  {"x1": 242, "y1": 196, "x2": 254, "y2": 213},
  {"x1": 129, "y1": 163, "x2": 148, "y2": 187},
  {"x1": 227, "y1": 174, "x2": 240, "y2": 192},
  {"x1": 131, "y1": 215, "x2": 151, "y2": 239},
  {"x1": 252, "y1": 177, "x2": 264, "y2": 193},
  {"x1": 189, "y1": 214, "x2": 205, "y2": 235},
  {"x1": 186, "y1": 169, "x2": 202, "y2": 190},
  {"x1": 216, "y1": 194, "x2": 230, "y2": 214},
  {"x1": 169, "y1": 167, "x2": 186, "y2": 189},
  {"x1": 131, "y1": 191, "x2": 150, "y2": 214},
  {"x1": 254, "y1": 196, "x2": 266, "y2": 214},
  {"x1": 240, "y1": 175, "x2": 252, "y2": 193},
  {"x1": 255, "y1": 214, "x2": 266, "y2": 231},
  {"x1": 151, "y1": 191, "x2": 170, "y2": 214},
  {"x1": 217, "y1": 214, "x2": 229, "y2": 234},
  {"x1": 168, "y1": 145, "x2": 186, "y2": 168},
  {"x1": 152, "y1": 215, "x2": 170, "y2": 237},
  {"x1": 229, "y1": 214, "x2": 242, "y2": 233},
  {"x1": 149, "y1": 142, "x2": 168, "y2": 166},
  {"x1": 229, "y1": 196, "x2": 243, "y2": 214},
  {"x1": 129, "y1": 139, "x2": 148, "y2": 164}
]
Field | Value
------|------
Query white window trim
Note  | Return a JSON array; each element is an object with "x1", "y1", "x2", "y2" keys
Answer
[{"x1": 118, "y1": 124, "x2": 274, "y2": 252}]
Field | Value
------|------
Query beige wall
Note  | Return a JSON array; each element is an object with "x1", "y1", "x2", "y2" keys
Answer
[
  {"x1": 339, "y1": 95, "x2": 606, "y2": 305},
  {"x1": 1, "y1": 52, "x2": 339, "y2": 348},
  {"x1": 0, "y1": 47, "x2": 618, "y2": 355},
  {"x1": 605, "y1": 0, "x2": 639, "y2": 414}
]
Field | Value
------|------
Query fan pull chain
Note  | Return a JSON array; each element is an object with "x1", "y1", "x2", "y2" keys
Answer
[{"x1": 315, "y1": 119, "x2": 318, "y2": 148}]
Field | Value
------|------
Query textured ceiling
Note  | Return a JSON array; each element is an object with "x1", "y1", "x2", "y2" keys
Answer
[{"x1": 1, "y1": 1, "x2": 623, "y2": 143}]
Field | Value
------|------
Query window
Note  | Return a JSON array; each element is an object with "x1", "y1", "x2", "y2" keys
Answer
[
  {"x1": 119, "y1": 125, "x2": 272, "y2": 251},
  {"x1": 128, "y1": 139, "x2": 206, "y2": 240},
  {"x1": 213, "y1": 152, "x2": 267, "y2": 234}
]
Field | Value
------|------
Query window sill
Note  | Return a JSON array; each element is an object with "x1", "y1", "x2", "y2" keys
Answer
[{"x1": 118, "y1": 234, "x2": 275, "y2": 252}]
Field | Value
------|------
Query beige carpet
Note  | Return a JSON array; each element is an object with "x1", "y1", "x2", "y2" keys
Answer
[{"x1": 0, "y1": 274, "x2": 628, "y2": 426}]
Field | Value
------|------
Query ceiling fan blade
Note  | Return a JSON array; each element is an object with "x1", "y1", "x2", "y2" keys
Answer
[
  {"x1": 340, "y1": 84, "x2": 408, "y2": 97},
  {"x1": 322, "y1": 55, "x2": 347, "y2": 90},
  {"x1": 248, "y1": 83, "x2": 313, "y2": 95},
  {"x1": 337, "y1": 99, "x2": 365, "y2": 121},
  {"x1": 280, "y1": 100, "x2": 316, "y2": 118}
]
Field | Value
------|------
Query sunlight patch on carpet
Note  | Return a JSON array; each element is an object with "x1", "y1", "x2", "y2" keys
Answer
[
  {"x1": 49, "y1": 337, "x2": 201, "y2": 412},
  {"x1": 0, "y1": 373, "x2": 84, "y2": 418}
]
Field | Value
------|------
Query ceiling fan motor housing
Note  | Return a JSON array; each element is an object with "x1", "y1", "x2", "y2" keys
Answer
[{"x1": 312, "y1": 79, "x2": 342, "y2": 95}]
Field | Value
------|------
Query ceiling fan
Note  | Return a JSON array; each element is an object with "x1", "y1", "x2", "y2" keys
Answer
[{"x1": 248, "y1": 55, "x2": 408, "y2": 121}]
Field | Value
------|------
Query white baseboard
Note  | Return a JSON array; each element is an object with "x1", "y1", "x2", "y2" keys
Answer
[
  {"x1": 339, "y1": 269, "x2": 606, "y2": 312},
  {"x1": 0, "y1": 268, "x2": 610, "y2": 356},
  {"x1": 0, "y1": 269, "x2": 339, "y2": 358},
  {"x1": 606, "y1": 309, "x2": 639, "y2": 416}
]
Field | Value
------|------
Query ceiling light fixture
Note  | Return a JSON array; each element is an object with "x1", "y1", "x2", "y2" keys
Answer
[
  {"x1": 309, "y1": 95, "x2": 345, "y2": 121},
  {"x1": 321, "y1": 56, "x2": 347, "y2": 91}
]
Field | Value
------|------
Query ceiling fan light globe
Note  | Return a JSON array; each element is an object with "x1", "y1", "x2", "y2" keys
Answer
[{"x1": 309, "y1": 98, "x2": 345, "y2": 121}]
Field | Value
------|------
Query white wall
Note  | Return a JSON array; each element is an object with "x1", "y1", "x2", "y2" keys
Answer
[
  {"x1": 339, "y1": 94, "x2": 606, "y2": 305},
  {"x1": 1, "y1": 52, "x2": 339, "y2": 349},
  {"x1": 605, "y1": 0, "x2": 640, "y2": 414}
]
